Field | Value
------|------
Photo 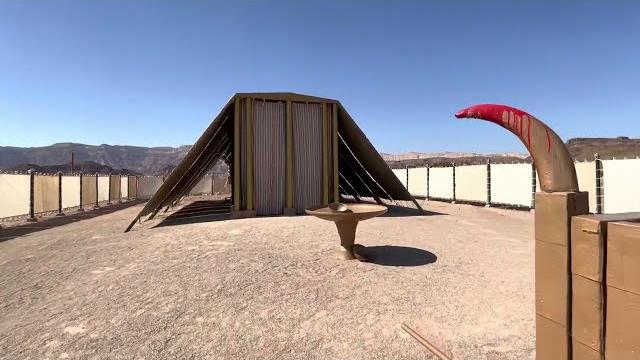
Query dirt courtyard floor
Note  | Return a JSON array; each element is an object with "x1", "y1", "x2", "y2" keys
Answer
[{"x1": 0, "y1": 199, "x2": 535, "y2": 360}]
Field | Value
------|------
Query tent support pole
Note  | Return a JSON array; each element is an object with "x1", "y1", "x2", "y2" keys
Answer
[
  {"x1": 233, "y1": 98, "x2": 241, "y2": 212},
  {"x1": 332, "y1": 103, "x2": 339, "y2": 203},
  {"x1": 284, "y1": 100, "x2": 295, "y2": 215},
  {"x1": 245, "y1": 97, "x2": 254, "y2": 212},
  {"x1": 321, "y1": 103, "x2": 329, "y2": 205}
]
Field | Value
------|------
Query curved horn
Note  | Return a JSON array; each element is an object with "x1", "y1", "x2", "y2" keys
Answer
[{"x1": 455, "y1": 104, "x2": 578, "y2": 193}]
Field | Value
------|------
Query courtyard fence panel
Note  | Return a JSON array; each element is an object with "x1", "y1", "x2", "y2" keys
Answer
[
  {"x1": 34, "y1": 174, "x2": 59, "y2": 213},
  {"x1": 213, "y1": 175, "x2": 231, "y2": 194},
  {"x1": 0, "y1": 174, "x2": 30, "y2": 218},
  {"x1": 128, "y1": 176, "x2": 137, "y2": 199},
  {"x1": 137, "y1": 176, "x2": 164, "y2": 199},
  {"x1": 602, "y1": 158, "x2": 640, "y2": 213},
  {"x1": 120, "y1": 176, "x2": 128, "y2": 199},
  {"x1": 575, "y1": 161, "x2": 597, "y2": 213},
  {"x1": 81, "y1": 175, "x2": 97, "y2": 206},
  {"x1": 407, "y1": 167, "x2": 428, "y2": 197},
  {"x1": 392, "y1": 168, "x2": 408, "y2": 189},
  {"x1": 190, "y1": 175, "x2": 213, "y2": 195},
  {"x1": 98, "y1": 176, "x2": 110, "y2": 202},
  {"x1": 455, "y1": 164, "x2": 487, "y2": 203},
  {"x1": 429, "y1": 167, "x2": 454, "y2": 200},
  {"x1": 109, "y1": 175, "x2": 121, "y2": 202},
  {"x1": 490, "y1": 163, "x2": 532, "y2": 207},
  {"x1": 62, "y1": 175, "x2": 81, "y2": 209}
]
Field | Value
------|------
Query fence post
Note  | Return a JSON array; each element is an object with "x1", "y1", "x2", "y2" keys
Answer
[
  {"x1": 94, "y1": 173, "x2": 100, "y2": 209},
  {"x1": 426, "y1": 164, "x2": 430, "y2": 200},
  {"x1": 531, "y1": 163, "x2": 537, "y2": 209},
  {"x1": 108, "y1": 174, "x2": 113, "y2": 205},
  {"x1": 451, "y1": 163, "x2": 456, "y2": 203},
  {"x1": 118, "y1": 175, "x2": 122, "y2": 203},
  {"x1": 595, "y1": 153, "x2": 603, "y2": 214},
  {"x1": 56, "y1": 172, "x2": 64, "y2": 216},
  {"x1": 486, "y1": 161, "x2": 491, "y2": 207},
  {"x1": 211, "y1": 174, "x2": 215, "y2": 195},
  {"x1": 405, "y1": 166, "x2": 409, "y2": 189},
  {"x1": 78, "y1": 173, "x2": 84, "y2": 211},
  {"x1": 27, "y1": 170, "x2": 37, "y2": 222}
]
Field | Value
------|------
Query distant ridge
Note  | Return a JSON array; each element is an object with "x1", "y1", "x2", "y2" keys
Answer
[
  {"x1": 0, "y1": 143, "x2": 224, "y2": 175},
  {"x1": 6, "y1": 161, "x2": 141, "y2": 175},
  {"x1": 383, "y1": 137, "x2": 640, "y2": 168},
  {"x1": 0, "y1": 137, "x2": 637, "y2": 174},
  {"x1": 566, "y1": 137, "x2": 640, "y2": 161}
]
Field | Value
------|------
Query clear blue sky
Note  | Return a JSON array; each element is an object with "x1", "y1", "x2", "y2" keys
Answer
[{"x1": 1, "y1": 1, "x2": 639, "y2": 154}]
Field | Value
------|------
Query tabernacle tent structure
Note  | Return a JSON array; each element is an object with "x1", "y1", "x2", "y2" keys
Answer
[{"x1": 125, "y1": 92, "x2": 421, "y2": 232}]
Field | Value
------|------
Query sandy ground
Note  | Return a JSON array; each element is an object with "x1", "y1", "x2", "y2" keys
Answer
[{"x1": 0, "y1": 199, "x2": 535, "y2": 360}]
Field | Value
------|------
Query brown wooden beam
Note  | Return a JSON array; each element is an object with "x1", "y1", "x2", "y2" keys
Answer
[
  {"x1": 246, "y1": 97, "x2": 254, "y2": 211},
  {"x1": 285, "y1": 100, "x2": 294, "y2": 209},
  {"x1": 233, "y1": 97, "x2": 241, "y2": 211},
  {"x1": 322, "y1": 102, "x2": 329, "y2": 205}
]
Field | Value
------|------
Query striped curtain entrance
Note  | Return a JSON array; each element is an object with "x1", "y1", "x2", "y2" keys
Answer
[
  {"x1": 253, "y1": 101, "x2": 286, "y2": 215},
  {"x1": 292, "y1": 103, "x2": 323, "y2": 214}
]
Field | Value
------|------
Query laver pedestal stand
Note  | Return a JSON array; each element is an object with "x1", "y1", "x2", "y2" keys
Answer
[{"x1": 306, "y1": 203, "x2": 387, "y2": 261}]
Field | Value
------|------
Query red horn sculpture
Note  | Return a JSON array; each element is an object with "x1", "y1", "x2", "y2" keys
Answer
[{"x1": 455, "y1": 104, "x2": 578, "y2": 193}]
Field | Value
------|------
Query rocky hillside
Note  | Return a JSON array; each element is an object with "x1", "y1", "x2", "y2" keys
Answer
[
  {"x1": 380, "y1": 151, "x2": 527, "y2": 162},
  {"x1": 383, "y1": 137, "x2": 640, "y2": 168},
  {"x1": 382, "y1": 152, "x2": 528, "y2": 168},
  {"x1": 0, "y1": 137, "x2": 636, "y2": 174},
  {"x1": 0, "y1": 143, "x2": 226, "y2": 175},
  {"x1": 6, "y1": 161, "x2": 141, "y2": 175},
  {"x1": 566, "y1": 137, "x2": 640, "y2": 161}
]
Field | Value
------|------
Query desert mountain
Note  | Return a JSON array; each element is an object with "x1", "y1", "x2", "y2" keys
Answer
[
  {"x1": 566, "y1": 137, "x2": 640, "y2": 161},
  {"x1": 0, "y1": 138, "x2": 637, "y2": 175},
  {"x1": 383, "y1": 137, "x2": 640, "y2": 168},
  {"x1": 0, "y1": 143, "x2": 224, "y2": 175},
  {"x1": 6, "y1": 161, "x2": 141, "y2": 175}
]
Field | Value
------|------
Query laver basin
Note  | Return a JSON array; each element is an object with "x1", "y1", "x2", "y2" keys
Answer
[{"x1": 306, "y1": 203, "x2": 388, "y2": 260}]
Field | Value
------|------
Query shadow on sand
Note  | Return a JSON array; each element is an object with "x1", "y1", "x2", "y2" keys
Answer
[
  {"x1": 153, "y1": 199, "x2": 231, "y2": 228},
  {"x1": 0, "y1": 199, "x2": 146, "y2": 243},
  {"x1": 151, "y1": 199, "x2": 445, "y2": 229},
  {"x1": 380, "y1": 204, "x2": 446, "y2": 217},
  {"x1": 358, "y1": 245, "x2": 437, "y2": 267}
]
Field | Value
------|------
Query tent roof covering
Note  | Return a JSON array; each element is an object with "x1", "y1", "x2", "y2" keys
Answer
[{"x1": 125, "y1": 92, "x2": 419, "y2": 231}]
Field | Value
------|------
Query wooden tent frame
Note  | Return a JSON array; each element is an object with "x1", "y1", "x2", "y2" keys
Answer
[{"x1": 125, "y1": 92, "x2": 421, "y2": 232}]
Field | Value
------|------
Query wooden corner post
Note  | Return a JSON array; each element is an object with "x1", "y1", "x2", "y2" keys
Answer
[
  {"x1": 233, "y1": 97, "x2": 241, "y2": 212},
  {"x1": 246, "y1": 97, "x2": 254, "y2": 212},
  {"x1": 284, "y1": 100, "x2": 295, "y2": 215},
  {"x1": 332, "y1": 103, "x2": 339, "y2": 203},
  {"x1": 321, "y1": 103, "x2": 329, "y2": 205}
]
